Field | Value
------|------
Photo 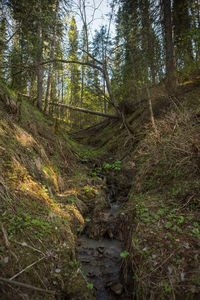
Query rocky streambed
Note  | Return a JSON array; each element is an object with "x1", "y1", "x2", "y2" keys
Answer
[{"x1": 76, "y1": 174, "x2": 132, "y2": 299}]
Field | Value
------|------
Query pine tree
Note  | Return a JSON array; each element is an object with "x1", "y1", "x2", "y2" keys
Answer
[
  {"x1": 173, "y1": 0, "x2": 194, "y2": 70},
  {"x1": 161, "y1": 0, "x2": 177, "y2": 90},
  {"x1": 68, "y1": 16, "x2": 80, "y2": 126}
]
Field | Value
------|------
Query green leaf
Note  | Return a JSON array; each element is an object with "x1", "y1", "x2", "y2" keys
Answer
[
  {"x1": 85, "y1": 218, "x2": 91, "y2": 223},
  {"x1": 120, "y1": 250, "x2": 129, "y2": 258},
  {"x1": 87, "y1": 283, "x2": 93, "y2": 290}
]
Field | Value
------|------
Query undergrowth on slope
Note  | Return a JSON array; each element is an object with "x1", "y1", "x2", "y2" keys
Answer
[
  {"x1": 122, "y1": 106, "x2": 200, "y2": 299},
  {"x1": 0, "y1": 92, "x2": 96, "y2": 299}
]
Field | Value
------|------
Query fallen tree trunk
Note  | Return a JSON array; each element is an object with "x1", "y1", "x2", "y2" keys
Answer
[{"x1": 47, "y1": 102, "x2": 120, "y2": 119}]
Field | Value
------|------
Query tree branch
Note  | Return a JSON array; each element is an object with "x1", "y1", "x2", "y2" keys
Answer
[{"x1": 0, "y1": 277, "x2": 57, "y2": 295}]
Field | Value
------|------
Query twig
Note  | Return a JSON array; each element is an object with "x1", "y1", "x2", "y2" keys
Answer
[
  {"x1": 13, "y1": 240, "x2": 45, "y2": 256},
  {"x1": 146, "y1": 85, "x2": 159, "y2": 137},
  {"x1": 1, "y1": 224, "x2": 10, "y2": 248},
  {"x1": 168, "y1": 275, "x2": 176, "y2": 300},
  {"x1": 9, "y1": 256, "x2": 46, "y2": 281},
  {"x1": 140, "y1": 251, "x2": 175, "y2": 280},
  {"x1": 176, "y1": 195, "x2": 195, "y2": 212},
  {"x1": 0, "y1": 277, "x2": 56, "y2": 295}
]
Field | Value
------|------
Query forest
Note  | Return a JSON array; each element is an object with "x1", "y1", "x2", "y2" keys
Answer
[{"x1": 0, "y1": 0, "x2": 200, "y2": 299}]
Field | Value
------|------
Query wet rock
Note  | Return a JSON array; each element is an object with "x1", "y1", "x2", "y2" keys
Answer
[
  {"x1": 81, "y1": 258, "x2": 90, "y2": 263},
  {"x1": 110, "y1": 283, "x2": 123, "y2": 295},
  {"x1": 107, "y1": 229, "x2": 113, "y2": 239},
  {"x1": 97, "y1": 246, "x2": 105, "y2": 254}
]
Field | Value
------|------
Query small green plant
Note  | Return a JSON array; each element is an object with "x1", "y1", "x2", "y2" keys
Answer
[
  {"x1": 85, "y1": 218, "x2": 91, "y2": 223},
  {"x1": 84, "y1": 186, "x2": 95, "y2": 194},
  {"x1": 120, "y1": 250, "x2": 129, "y2": 258},
  {"x1": 192, "y1": 228, "x2": 199, "y2": 235},
  {"x1": 87, "y1": 283, "x2": 93, "y2": 290},
  {"x1": 102, "y1": 160, "x2": 121, "y2": 172},
  {"x1": 163, "y1": 282, "x2": 172, "y2": 293},
  {"x1": 177, "y1": 215, "x2": 184, "y2": 224}
]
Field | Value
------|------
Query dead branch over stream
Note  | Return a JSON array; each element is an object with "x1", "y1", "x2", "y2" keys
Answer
[{"x1": 47, "y1": 102, "x2": 120, "y2": 119}]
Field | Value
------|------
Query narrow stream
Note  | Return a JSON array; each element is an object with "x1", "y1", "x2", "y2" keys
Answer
[{"x1": 76, "y1": 180, "x2": 130, "y2": 299}]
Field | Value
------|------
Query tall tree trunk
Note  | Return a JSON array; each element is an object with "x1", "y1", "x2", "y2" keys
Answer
[
  {"x1": 162, "y1": 0, "x2": 177, "y2": 91},
  {"x1": 37, "y1": 6, "x2": 43, "y2": 111},
  {"x1": 173, "y1": 0, "x2": 193, "y2": 68},
  {"x1": 44, "y1": 0, "x2": 59, "y2": 113},
  {"x1": 103, "y1": 79, "x2": 107, "y2": 113},
  {"x1": 80, "y1": 66, "x2": 84, "y2": 128}
]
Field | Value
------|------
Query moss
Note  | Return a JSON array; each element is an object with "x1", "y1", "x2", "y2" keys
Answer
[{"x1": 0, "y1": 92, "x2": 92, "y2": 299}]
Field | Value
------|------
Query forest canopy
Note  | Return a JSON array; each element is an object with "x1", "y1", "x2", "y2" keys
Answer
[{"x1": 0, "y1": 0, "x2": 200, "y2": 127}]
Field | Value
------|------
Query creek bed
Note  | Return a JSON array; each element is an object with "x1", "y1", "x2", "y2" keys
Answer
[
  {"x1": 77, "y1": 234, "x2": 123, "y2": 299},
  {"x1": 76, "y1": 167, "x2": 133, "y2": 299},
  {"x1": 76, "y1": 186, "x2": 128, "y2": 299}
]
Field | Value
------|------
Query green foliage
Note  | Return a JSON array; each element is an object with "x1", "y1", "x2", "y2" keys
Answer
[
  {"x1": 1, "y1": 212, "x2": 52, "y2": 240},
  {"x1": 85, "y1": 218, "x2": 91, "y2": 223},
  {"x1": 87, "y1": 283, "x2": 93, "y2": 290},
  {"x1": 120, "y1": 250, "x2": 129, "y2": 258},
  {"x1": 163, "y1": 282, "x2": 172, "y2": 293},
  {"x1": 102, "y1": 160, "x2": 121, "y2": 171}
]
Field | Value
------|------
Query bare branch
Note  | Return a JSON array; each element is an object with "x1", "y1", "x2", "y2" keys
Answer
[
  {"x1": 80, "y1": 49, "x2": 103, "y2": 65},
  {"x1": 0, "y1": 277, "x2": 57, "y2": 295},
  {"x1": 9, "y1": 256, "x2": 46, "y2": 281}
]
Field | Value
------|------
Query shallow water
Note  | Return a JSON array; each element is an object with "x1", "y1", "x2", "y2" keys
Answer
[{"x1": 77, "y1": 234, "x2": 123, "y2": 300}]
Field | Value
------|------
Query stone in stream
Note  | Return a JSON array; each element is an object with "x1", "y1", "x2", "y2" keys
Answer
[
  {"x1": 110, "y1": 283, "x2": 123, "y2": 295},
  {"x1": 107, "y1": 228, "x2": 113, "y2": 239},
  {"x1": 97, "y1": 246, "x2": 105, "y2": 254}
]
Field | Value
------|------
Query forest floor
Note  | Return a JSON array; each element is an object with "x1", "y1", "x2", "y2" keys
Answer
[{"x1": 0, "y1": 77, "x2": 200, "y2": 300}]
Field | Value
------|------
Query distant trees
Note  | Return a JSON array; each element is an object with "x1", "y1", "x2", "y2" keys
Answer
[
  {"x1": 114, "y1": 0, "x2": 200, "y2": 99},
  {"x1": 0, "y1": 0, "x2": 200, "y2": 127},
  {"x1": 2, "y1": 0, "x2": 63, "y2": 110}
]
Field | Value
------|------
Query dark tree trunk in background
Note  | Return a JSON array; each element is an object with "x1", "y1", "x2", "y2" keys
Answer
[
  {"x1": 173, "y1": 0, "x2": 193, "y2": 68},
  {"x1": 162, "y1": 0, "x2": 177, "y2": 91},
  {"x1": 37, "y1": 6, "x2": 43, "y2": 111},
  {"x1": 44, "y1": 0, "x2": 59, "y2": 113}
]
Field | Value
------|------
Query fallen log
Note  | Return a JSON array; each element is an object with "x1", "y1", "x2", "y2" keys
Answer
[{"x1": 47, "y1": 102, "x2": 120, "y2": 119}]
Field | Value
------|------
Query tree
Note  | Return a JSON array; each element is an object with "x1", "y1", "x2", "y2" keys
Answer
[
  {"x1": 44, "y1": 0, "x2": 59, "y2": 113},
  {"x1": 0, "y1": 14, "x2": 7, "y2": 80},
  {"x1": 161, "y1": 0, "x2": 177, "y2": 90},
  {"x1": 173, "y1": 0, "x2": 194, "y2": 71},
  {"x1": 68, "y1": 16, "x2": 81, "y2": 126}
]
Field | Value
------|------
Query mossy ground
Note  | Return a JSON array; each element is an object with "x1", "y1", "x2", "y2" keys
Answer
[{"x1": 0, "y1": 89, "x2": 99, "y2": 299}]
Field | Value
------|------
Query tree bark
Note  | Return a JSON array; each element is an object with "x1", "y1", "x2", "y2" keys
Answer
[
  {"x1": 44, "y1": 0, "x2": 59, "y2": 113},
  {"x1": 162, "y1": 0, "x2": 177, "y2": 91},
  {"x1": 37, "y1": 5, "x2": 43, "y2": 111}
]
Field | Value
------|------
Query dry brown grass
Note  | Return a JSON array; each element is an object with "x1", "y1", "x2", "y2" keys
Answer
[{"x1": 122, "y1": 107, "x2": 200, "y2": 299}]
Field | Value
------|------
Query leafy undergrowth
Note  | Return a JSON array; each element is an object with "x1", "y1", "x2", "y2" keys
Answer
[
  {"x1": 0, "y1": 87, "x2": 101, "y2": 299},
  {"x1": 122, "y1": 107, "x2": 200, "y2": 299}
]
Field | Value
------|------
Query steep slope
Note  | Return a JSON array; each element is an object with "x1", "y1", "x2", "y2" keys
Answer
[
  {"x1": 72, "y1": 77, "x2": 200, "y2": 299},
  {"x1": 0, "y1": 77, "x2": 200, "y2": 300},
  {"x1": 0, "y1": 83, "x2": 98, "y2": 300}
]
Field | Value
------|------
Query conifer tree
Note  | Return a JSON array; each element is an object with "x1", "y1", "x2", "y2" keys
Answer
[{"x1": 68, "y1": 16, "x2": 80, "y2": 125}]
